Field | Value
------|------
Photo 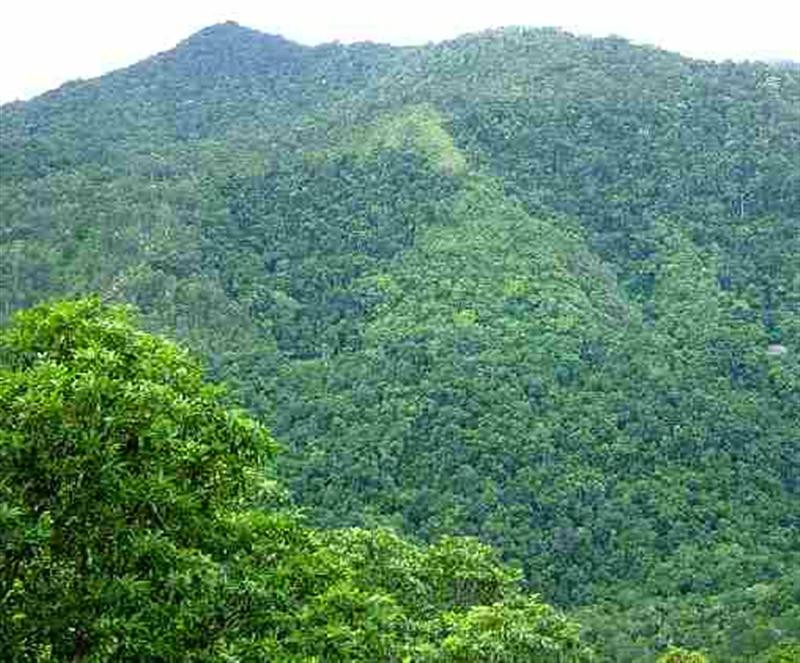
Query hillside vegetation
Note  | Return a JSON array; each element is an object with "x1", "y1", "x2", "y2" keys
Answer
[
  {"x1": 1, "y1": 22, "x2": 798, "y2": 660},
  {"x1": 0, "y1": 298, "x2": 592, "y2": 661}
]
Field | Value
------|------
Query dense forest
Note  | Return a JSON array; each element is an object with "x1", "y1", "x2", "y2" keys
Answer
[
  {"x1": 1, "y1": 298, "x2": 596, "y2": 660},
  {"x1": 1, "y1": 22, "x2": 798, "y2": 661}
]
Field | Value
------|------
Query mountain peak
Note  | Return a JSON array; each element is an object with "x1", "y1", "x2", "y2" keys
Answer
[
  {"x1": 181, "y1": 21, "x2": 299, "y2": 50},
  {"x1": 187, "y1": 21, "x2": 255, "y2": 39},
  {"x1": 162, "y1": 22, "x2": 306, "y2": 77}
]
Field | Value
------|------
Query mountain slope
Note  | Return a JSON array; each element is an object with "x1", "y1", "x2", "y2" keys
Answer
[{"x1": 1, "y1": 23, "x2": 798, "y2": 661}]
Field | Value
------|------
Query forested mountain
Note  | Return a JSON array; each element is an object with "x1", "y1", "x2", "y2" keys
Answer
[
  {"x1": 1, "y1": 22, "x2": 798, "y2": 661},
  {"x1": 770, "y1": 60, "x2": 800, "y2": 71}
]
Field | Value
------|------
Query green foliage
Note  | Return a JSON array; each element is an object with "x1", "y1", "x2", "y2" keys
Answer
[
  {"x1": 436, "y1": 597, "x2": 589, "y2": 662},
  {"x1": 657, "y1": 647, "x2": 708, "y2": 662},
  {"x1": 2, "y1": 22, "x2": 799, "y2": 661},
  {"x1": 577, "y1": 570, "x2": 800, "y2": 661},
  {"x1": 0, "y1": 297, "x2": 274, "y2": 659},
  {"x1": 755, "y1": 642, "x2": 800, "y2": 662},
  {"x1": 0, "y1": 298, "x2": 591, "y2": 661}
]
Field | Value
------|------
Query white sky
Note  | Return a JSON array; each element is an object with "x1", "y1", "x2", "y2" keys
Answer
[{"x1": 1, "y1": 0, "x2": 799, "y2": 104}]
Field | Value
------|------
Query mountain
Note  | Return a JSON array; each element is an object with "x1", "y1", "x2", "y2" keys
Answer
[
  {"x1": 768, "y1": 59, "x2": 800, "y2": 71},
  {"x1": 2, "y1": 22, "x2": 799, "y2": 661}
]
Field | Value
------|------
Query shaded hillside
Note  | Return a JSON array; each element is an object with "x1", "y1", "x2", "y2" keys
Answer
[{"x1": 1, "y1": 22, "x2": 798, "y2": 661}]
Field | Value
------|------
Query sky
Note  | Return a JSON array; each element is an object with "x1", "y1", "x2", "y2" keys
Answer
[{"x1": 1, "y1": 0, "x2": 799, "y2": 104}]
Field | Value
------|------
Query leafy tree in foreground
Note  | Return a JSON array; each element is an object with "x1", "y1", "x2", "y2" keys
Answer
[
  {"x1": 0, "y1": 297, "x2": 275, "y2": 660},
  {"x1": 0, "y1": 297, "x2": 592, "y2": 661}
]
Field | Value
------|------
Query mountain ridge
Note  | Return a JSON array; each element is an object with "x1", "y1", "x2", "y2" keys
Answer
[{"x1": 1, "y1": 23, "x2": 798, "y2": 661}]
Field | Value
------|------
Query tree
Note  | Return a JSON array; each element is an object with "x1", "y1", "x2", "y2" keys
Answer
[
  {"x1": 657, "y1": 647, "x2": 709, "y2": 662},
  {"x1": 0, "y1": 297, "x2": 276, "y2": 659},
  {"x1": 0, "y1": 297, "x2": 592, "y2": 661}
]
